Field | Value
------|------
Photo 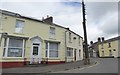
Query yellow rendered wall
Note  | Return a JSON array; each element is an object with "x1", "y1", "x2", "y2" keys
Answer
[
  {"x1": 1, "y1": 14, "x2": 66, "y2": 62},
  {"x1": 66, "y1": 31, "x2": 83, "y2": 61},
  {"x1": 99, "y1": 40, "x2": 119, "y2": 57}
]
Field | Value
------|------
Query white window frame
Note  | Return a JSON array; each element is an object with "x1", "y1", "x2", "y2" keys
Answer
[
  {"x1": 15, "y1": 20, "x2": 25, "y2": 33},
  {"x1": 46, "y1": 42, "x2": 59, "y2": 58},
  {"x1": 49, "y1": 27, "x2": 55, "y2": 39},
  {"x1": 67, "y1": 47, "x2": 73, "y2": 57},
  {"x1": 3, "y1": 37, "x2": 25, "y2": 57}
]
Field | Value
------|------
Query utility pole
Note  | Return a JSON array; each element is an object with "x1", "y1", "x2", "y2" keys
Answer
[{"x1": 82, "y1": 0, "x2": 90, "y2": 65}]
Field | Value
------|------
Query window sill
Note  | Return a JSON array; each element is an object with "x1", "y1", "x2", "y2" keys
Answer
[
  {"x1": 2, "y1": 57, "x2": 24, "y2": 59},
  {"x1": 67, "y1": 56, "x2": 73, "y2": 58},
  {"x1": 47, "y1": 57, "x2": 60, "y2": 60},
  {"x1": 49, "y1": 38, "x2": 56, "y2": 40},
  {"x1": 14, "y1": 33, "x2": 24, "y2": 35}
]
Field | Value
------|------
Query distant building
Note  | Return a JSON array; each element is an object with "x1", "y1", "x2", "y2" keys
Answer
[
  {"x1": 0, "y1": 9, "x2": 83, "y2": 68},
  {"x1": 98, "y1": 36, "x2": 120, "y2": 58},
  {"x1": 90, "y1": 36, "x2": 120, "y2": 58}
]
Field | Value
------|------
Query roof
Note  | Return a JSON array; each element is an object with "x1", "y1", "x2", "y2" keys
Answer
[
  {"x1": 0, "y1": 9, "x2": 83, "y2": 38},
  {"x1": 101, "y1": 36, "x2": 120, "y2": 44},
  {"x1": 92, "y1": 36, "x2": 120, "y2": 45}
]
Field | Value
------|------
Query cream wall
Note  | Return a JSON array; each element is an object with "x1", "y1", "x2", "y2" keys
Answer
[
  {"x1": 99, "y1": 40, "x2": 119, "y2": 58},
  {"x1": 66, "y1": 31, "x2": 83, "y2": 62},
  {"x1": 1, "y1": 13, "x2": 83, "y2": 63},
  {"x1": 1, "y1": 14, "x2": 66, "y2": 62}
]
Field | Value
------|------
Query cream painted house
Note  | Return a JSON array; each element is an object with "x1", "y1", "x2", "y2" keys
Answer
[
  {"x1": 98, "y1": 36, "x2": 120, "y2": 58},
  {"x1": 65, "y1": 29, "x2": 83, "y2": 62},
  {"x1": 0, "y1": 9, "x2": 83, "y2": 68}
]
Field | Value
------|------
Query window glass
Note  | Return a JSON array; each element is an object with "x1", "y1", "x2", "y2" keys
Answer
[
  {"x1": 50, "y1": 27, "x2": 55, "y2": 38},
  {"x1": 15, "y1": 20, "x2": 24, "y2": 33},
  {"x1": 49, "y1": 42, "x2": 58, "y2": 57},
  {"x1": 46, "y1": 42, "x2": 58, "y2": 58},
  {"x1": 8, "y1": 48, "x2": 22, "y2": 57},
  {"x1": 9, "y1": 38, "x2": 23, "y2": 47},
  {"x1": 7, "y1": 38, "x2": 23, "y2": 57},
  {"x1": 108, "y1": 43, "x2": 111, "y2": 48},
  {"x1": 67, "y1": 47, "x2": 73, "y2": 57},
  {"x1": 33, "y1": 46, "x2": 38, "y2": 55}
]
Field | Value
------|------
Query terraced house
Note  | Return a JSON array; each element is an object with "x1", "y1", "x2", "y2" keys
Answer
[
  {"x1": 90, "y1": 36, "x2": 120, "y2": 58},
  {"x1": 0, "y1": 9, "x2": 83, "y2": 68},
  {"x1": 98, "y1": 36, "x2": 120, "y2": 58}
]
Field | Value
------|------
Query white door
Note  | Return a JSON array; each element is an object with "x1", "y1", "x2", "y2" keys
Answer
[{"x1": 30, "y1": 43, "x2": 41, "y2": 64}]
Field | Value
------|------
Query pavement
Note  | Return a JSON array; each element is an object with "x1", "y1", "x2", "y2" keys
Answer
[
  {"x1": 2, "y1": 58, "x2": 97, "y2": 73},
  {"x1": 54, "y1": 58, "x2": 119, "y2": 73}
]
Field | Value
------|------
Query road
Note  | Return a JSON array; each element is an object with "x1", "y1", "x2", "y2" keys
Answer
[{"x1": 54, "y1": 58, "x2": 118, "y2": 73}]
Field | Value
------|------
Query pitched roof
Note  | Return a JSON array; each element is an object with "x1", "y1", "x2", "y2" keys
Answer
[
  {"x1": 0, "y1": 9, "x2": 83, "y2": 38},
  {"x1": 101, "y1": 36, "x2": 120, "y2": 44}
]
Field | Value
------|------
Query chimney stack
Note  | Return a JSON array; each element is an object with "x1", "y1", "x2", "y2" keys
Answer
[
  {"x1": 102, "y1": 37, "x2": 104, "y2": 41},
  {"x1": 42, "y1": 15, "x2": 53, "y2": 24},
  {"x1": 90, "y1": 41, "x2": 93, "y2": 45},
  {"x1": 98, "y1": 37, "x2": 101, "y2": 42}
]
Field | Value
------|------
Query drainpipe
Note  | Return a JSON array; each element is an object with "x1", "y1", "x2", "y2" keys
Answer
[
  {"x1": 0, "y1": 10, "x2": 3, "y2": 46},
  {"x1": 65, "y1": 30, "x2": 68, "y2": 62},
  {"x1": 0, "y1": 10, "x2": 3, "y2": 33}
]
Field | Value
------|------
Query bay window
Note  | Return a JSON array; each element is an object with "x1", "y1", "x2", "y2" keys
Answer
[
  {"x1": 46, "y1": 42, "x2": 59, "y2": 58},
  {"x1": 3, "y1": 37, "x2": 25, "y2": 57}
]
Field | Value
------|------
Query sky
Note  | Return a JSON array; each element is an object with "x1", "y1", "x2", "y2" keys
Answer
[{"x1": 0, "y1": 0, "x2": 119, "y2": 43}]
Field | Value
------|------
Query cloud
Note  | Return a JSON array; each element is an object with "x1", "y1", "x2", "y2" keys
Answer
[
  {"x1": 99, "y1": 12, "x2": 118, "y2": 35},
  {"x1": 85, "y1": 2, "x2": 118, "y2": 42},
  {"x1": 0, "y1": 1, "x2": 118, "y2": 43}
]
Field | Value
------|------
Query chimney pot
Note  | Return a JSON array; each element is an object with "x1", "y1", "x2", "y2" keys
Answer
[
  {"x1": 98, "y1": 37, "x2": 101, "y2": 42},
  {"x1": 47, "y1": 15, "x2": 49, "y2": 18},
  {"x1": 102, "y1": 37, "x2": 104, "y2": 41},
  {"x1": 90, "y1": 41, "x2": 93, "y2": 45}
]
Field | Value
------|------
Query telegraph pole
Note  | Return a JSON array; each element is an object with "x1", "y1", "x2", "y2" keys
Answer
[{"x1": 82, "y1": 0, "x2": 90, "y2": 65}]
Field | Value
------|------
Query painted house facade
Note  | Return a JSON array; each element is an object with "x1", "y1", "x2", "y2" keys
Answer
[
  {"x1": 0, "y1": 10, "x2": 83, "y2": 68},
  {"x1": 98, "y1": 36, "x2": 120, "y2": 58}
]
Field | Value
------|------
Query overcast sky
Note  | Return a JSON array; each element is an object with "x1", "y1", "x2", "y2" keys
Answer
[{"x1": 0, "y1": 0, "x2": 119, "y2": 43}]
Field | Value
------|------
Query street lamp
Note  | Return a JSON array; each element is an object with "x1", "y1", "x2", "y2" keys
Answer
[{"x1": 81, "y1": 0, "x2": 90, "y2": 65}]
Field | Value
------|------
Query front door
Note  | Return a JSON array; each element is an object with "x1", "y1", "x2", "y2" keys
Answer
[
  {"x1": 74, "y1": 49, "x2": 76, "y2": 61},
  {"x1": 30, "y1": 43, "x2": 41, "y2": 64}
]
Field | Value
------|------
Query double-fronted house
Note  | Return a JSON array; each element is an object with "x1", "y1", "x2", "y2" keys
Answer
[{"x1": 0, "y1": 9, "x2": 83, "y2": 68}]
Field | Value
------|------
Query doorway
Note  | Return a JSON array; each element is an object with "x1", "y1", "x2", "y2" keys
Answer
[
  {"x1": 30, "y1": 37, "x2": 42, "y2": 64},
  {"x1": 74, "y1": 49, "x2": 76, "y2": 61}
]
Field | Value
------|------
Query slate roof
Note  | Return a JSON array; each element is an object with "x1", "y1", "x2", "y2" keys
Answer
[{"x1": 0, "y1": 9, "x2": 83, "y2": 38}]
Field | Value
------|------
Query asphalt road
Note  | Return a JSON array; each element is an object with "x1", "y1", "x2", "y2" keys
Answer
[
  {"x1": 2, "y1": 59, "x2": 96, "y2": 73},
  {"x1": 54, "y1": 58, "x2": 118, "y2": 73}
]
